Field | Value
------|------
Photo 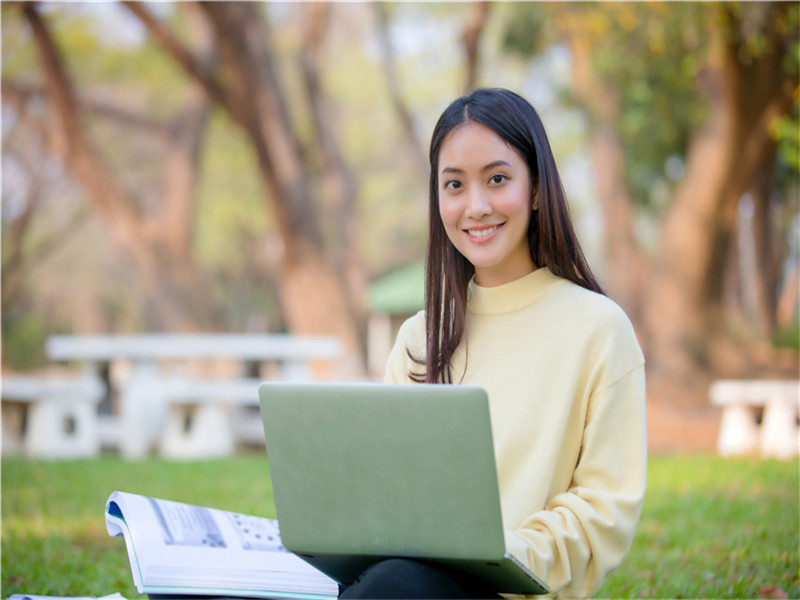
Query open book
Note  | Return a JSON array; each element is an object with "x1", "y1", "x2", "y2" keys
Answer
[{"x1": 105, "y1": 491, "x2": 338, "y2": 599}]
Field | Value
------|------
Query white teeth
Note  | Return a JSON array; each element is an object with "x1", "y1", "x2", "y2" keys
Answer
[{"x1": 467, "y1": 226, "x2": 498, "y2": 238}]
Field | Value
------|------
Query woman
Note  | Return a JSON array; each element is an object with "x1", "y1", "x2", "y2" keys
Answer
[{"x1": 342, "y1": 88, "x2": 646, "y2": 599}]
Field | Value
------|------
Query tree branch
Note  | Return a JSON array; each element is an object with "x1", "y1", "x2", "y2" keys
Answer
[
  {"x1": 2, "y1": 78, "x2": 175, "y2": 137},
  {"x1": 199, "y1": 1, "x2": 322, "y2": 253},
  {"x1": 300, "y1": 2, "x2": 357, "y2": 208},
  {"x1": 373, "y1": 3, "x2": 427, "y2": 175},
  {"x1": 462, "y1": 1, "x2": 490, "y2": 91},
  {"x1": 121, "y1": 1, "x2": 234, "y2": 118},
  {"x1": 299, "y1": 2, "x2": 366, "y2": 334},
  {"x1": 160, "y1": 2, "x2": 215, "y2": 254},
  {"x1": 23, "y1": 3, "x2": 144, "y2": 237}
]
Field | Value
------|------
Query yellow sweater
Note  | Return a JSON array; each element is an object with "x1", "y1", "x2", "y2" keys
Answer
[{"x1": 384, "y1": 267, "x2": 646, "y2": 598}]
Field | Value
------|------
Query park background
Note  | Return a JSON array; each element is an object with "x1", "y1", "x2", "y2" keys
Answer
[{"x1": 1, "y1": 2, "x2": 799, "y2": 598}]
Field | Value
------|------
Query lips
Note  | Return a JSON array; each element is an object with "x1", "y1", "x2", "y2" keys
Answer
[{"x1": 466, "y1": 224, "x2": 501, "y2": 241}]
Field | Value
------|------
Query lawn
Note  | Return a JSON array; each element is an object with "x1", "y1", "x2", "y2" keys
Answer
[{"x1": 2, "y1": 454, "x2": 798, "y2": 598}]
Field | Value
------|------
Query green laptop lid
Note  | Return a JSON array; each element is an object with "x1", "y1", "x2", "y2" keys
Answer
[{"x1": 259, "y1": 382, "x2": 506, "y2": 561}]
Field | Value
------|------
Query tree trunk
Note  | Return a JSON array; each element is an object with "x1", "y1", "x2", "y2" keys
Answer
[
  {"x1": 300, "y1": 3, "x2": 367, "y2": 349},
  {"x1": 568, "y1": 35, "x2": 649, "y2": 323},
  {"x1": 128, "y1": 2, "x2": 367, "y2": 375},
  {"x1": 643, "y1": 3, "x2": 796, "y2": 383},
  {"x1": 462, "y1": 2, "x2": 490, "y2": 92},
  {"x1": 373, "y1": 3, "x2": 428, "y2": 176},
  {"x1": 23, "y1": 3, "x2": 222, "y2": 331},
  {"x1": 559, "y1": 3, "x2": 796, "y2": 392},
  {"x1": 747, "y1": 143, "x2": 780, "y2": 340}
]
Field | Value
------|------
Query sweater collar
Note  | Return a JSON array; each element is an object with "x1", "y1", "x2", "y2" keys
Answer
[{"x1": 467, "y1": 267, "x2": 563, "y2": 315}]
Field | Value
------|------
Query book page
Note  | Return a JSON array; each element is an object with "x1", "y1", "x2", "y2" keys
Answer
[
  {"x1": 146, "y1": 496, "x2": 283, "y2": 552},
  {"x1": 106, "y1": 491, "x2": 337, "y2": 596}
]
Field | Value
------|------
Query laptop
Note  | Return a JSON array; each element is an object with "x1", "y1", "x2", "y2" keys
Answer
[{"x1": 258, "y1": 382, "x2": 548, "y2": 595}]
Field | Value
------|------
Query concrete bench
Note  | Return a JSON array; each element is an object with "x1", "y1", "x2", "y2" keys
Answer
[
  {"x1": 158, "y1": 377, "x2": 263, "y2": 459},
  {"x1": 46, "y1": 334, "x2": 342, "y2": 459},
  {"x1": 2, "y1": 375, "x2": 105, "y2": 458},
  {"x1": 710, "y1": 379, "x2": 799, "y2": 459}
]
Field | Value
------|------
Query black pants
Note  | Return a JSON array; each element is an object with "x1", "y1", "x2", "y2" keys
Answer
[{"x1": 338, "y1": 558, "x2": 504, "y2": 599}]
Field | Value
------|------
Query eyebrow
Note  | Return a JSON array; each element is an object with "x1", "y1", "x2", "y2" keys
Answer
[{"x1": 440, "y1": 160, "x2": 512, "y2": 175}]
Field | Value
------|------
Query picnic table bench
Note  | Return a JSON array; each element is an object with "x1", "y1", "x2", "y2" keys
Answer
[
  {"x1": 710, "y1": 379, "x2": 799, "y2": 459},
  {"x1": 41, "y1": 333, "x2": 342, "y2": 459},
  {"x1": 158, "y1": 376, "x2": 264, "y2": 459},
  {"x1": 1, "y1": 374, "x2": 105, "y2": 458}
]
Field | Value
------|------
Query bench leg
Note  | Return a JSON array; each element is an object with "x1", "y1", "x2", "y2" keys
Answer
[
  {"x1": 25, "y1": 398, "x2": 100, "y2": 459},
  {"x1": 2, "y1": 402, "x2": 28, "y2": 456},
  {"x1": 119, "y1": 361, "x2": 165, "y2": 459},
  {"x1": 159, "y1": 404, "x2": 235, "y2": 459},
  {"x1": 760, "y1": 398, "x2": 799, "y2": 459},
  {"x1": 717, "y1": 404, "x2": 760, "y2": 457}
]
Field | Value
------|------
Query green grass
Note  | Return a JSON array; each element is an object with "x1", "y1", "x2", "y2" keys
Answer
[
  {"x1": 596, "y1": 456, "x2": 799, "y2": 598},
  {"x1": 2, "y1": 454, "x2": 798, "y2": 598},
  {"x1": 1, "y1": 455, "x2": 277, "y2": 597}
]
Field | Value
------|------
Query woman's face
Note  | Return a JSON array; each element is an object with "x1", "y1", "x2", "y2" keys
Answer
[{"x1": 437, "y1": 121, "x2": 536, "y2": 287}]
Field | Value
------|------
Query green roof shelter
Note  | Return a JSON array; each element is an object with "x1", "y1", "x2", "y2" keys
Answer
[{"x1": 367, "y1": 261, "x2": 424, "y2": 378}]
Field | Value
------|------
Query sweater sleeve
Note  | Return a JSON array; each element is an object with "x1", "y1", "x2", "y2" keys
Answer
[
  {"x1": 383, "y1": 311, "x2": 426, "y2": 384},
  {"x1": 507, "y1": 365, "x2": 647, "y2": 598}
]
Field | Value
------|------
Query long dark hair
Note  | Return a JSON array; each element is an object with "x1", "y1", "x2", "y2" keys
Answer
[{"x1": 412, "y1": 88, "x2": 604, "y2": 384}]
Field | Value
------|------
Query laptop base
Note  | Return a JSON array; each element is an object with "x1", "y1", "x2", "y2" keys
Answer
[{"x1": 294, "y1": 552, "x2": 547, "y2": 595}]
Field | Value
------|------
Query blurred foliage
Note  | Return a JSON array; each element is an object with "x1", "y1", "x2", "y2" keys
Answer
[
  {"x1": 1, "y1": 2, "x2": 797, "y2": 367},
  {"x1": 195, "y1": 111, "x2": 269, "y2": 271},
  {"x1": 0, "y1": 2, "x2": 456, "y2": 355},
  {"x1": 2, "y1": 310, "x2": 48, "y2": 370},
  {"x1": 502, "y1": 2, "x2": 799, "y2": 210},
  {"x1": 503, "y1": 3, "x2": 706, "y2": 209},
  {"x1": 773, "y1": 318, "x2": 800, "y2": 352},
  {"x1": 772, "y1": 99, "x2": 800, "y2": 173}
]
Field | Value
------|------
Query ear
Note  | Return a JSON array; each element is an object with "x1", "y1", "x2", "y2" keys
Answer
[{"x1": 532, "y1": 190, "x2": 539, "y2": 211}]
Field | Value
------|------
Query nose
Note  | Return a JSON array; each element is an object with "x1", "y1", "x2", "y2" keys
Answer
[{"x1": 465, "y1": 186, "x2": 491, "y2": 220}]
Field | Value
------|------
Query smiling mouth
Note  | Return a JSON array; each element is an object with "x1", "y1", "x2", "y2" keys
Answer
[{"x1": 466, "y1": 225, "x2": 500, "y2": 239}]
